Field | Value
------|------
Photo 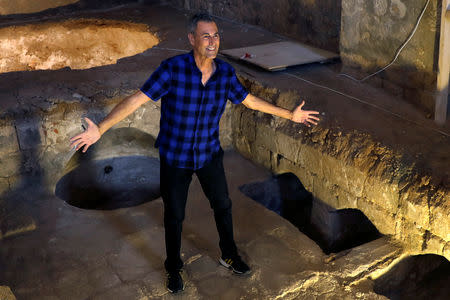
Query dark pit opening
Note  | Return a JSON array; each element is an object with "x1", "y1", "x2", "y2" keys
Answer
[
  {"x1": 55, "y1": 155, "x2": 160, "y2": 210},
  {"x1": 239, "y1": 172, "x2": 382, "y2": 254},
  {"x1": 373, "y1": 254, "x2": 450, "y2": 300}
]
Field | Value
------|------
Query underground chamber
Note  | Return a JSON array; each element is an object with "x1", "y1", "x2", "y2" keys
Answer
[
  {"x1": 55, "y1": 127, "x2": 160, "y2": 210},
  {"x1": 373, "y1": 254, "x2": 450, "y2": 300},
  {"x1": 239, "y1": 172, "x2": 382, "y2": 254}
]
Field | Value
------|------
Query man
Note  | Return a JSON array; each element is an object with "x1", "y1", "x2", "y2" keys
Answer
[{"x1": 70, "y1": 13, "x2": 319, "y2": 293}]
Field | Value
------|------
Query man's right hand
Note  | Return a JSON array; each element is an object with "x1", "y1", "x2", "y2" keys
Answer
[{"x1": 70, "y1": 117, "x2": 101, "y2": 153}]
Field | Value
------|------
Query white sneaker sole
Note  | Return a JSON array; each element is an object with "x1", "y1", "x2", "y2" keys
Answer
[{"x1": 219, "y1": 258, "x2": 251, "y2": 275}]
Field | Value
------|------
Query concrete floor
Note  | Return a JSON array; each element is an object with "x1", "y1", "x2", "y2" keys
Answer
[{"x1": 0, "y1": 2, "x2": 448, "y2": 299}]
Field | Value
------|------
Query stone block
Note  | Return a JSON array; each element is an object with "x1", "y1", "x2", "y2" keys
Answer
[
  {"x1": 255, "y1": 124, "x2": 276, "y2": 151},
  {"x1": 0, "y1": 124, "x2": 19, "y2": 156},
  {"x1": 250, "y1": 144, "x2": 272, "y2": 170},
  {"x1": 321, "y1": 154, "x2": 348, "y2": 193},
  {"x1": 275, "y1": 156, "x2": 314, "y2": 192},
  {"x1": 329, "y1": 236, "x2": 402, "y2": 279},
  {"x1": 343, "y1": 165, "x2": 367, "y2": 198},
  {"x1": 240, "y1": 110, "x2": 257, "y2": 143},
  {"x1": 313, "y1": 176, "x2": 338, "y2": 208},
  {"x1": 356, "y1": 199, "x2": 396, "y2": 235},
  {"x1": 395, "y1": 218, "x2": 428, "y2": 252},
  {"x1": 335, "y1": 188, "x2": 359, "y2": 209},
  {"x1": 275, "y1": 131, "x2": 302, "y2": 163},
  {"x1": 298, "y1": 144, "x2": 323, "y2": 178},
  {"x1": 219, "y1": 102, "x2": 234, "y2": 148},
  {"x1": 398, "y1": 182, "x2": 432, "y2": 230},
  {"x1": 234, "y1": 135, "x2": 252, "y2": 160},
  {"x1": 398, "y1": 196, "x2": 430, "y2": 231},
  {"x1": 364, "y1": 175, "x2": 400, "y2": 213}
]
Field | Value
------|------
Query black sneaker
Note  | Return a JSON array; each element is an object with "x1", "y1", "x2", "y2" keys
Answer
[
  {"x1": 166, "y1": 270, "x2": 184, "y2": 293},
  {"x1": 219, "y1": 256, "x2": 251, "y2": 275}
]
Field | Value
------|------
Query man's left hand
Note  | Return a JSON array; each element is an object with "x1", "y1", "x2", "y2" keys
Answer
[{"x1": 291, "y1": 101, "x2": 320, "y2": 126}]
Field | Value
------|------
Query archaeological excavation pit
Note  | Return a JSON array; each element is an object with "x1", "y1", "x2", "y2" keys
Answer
[
  {"x1": 0, "y1": 1, "x2": 449, "y2": 299},
  {"x1": 240, "y1": 172, "x2": 382, "y2": 254},
  {"x1": 55, "y1": 127, "x2": 161, "y2": 210},
  {"x1": 373, "y1": 254, "x2": 450, "y2": 299},
  {"x1": 55, "y1": 155, "x2": 160, "y2": 210},
  {"x1": 0, "y1": 18, "x2": 159, "y2": 73}
]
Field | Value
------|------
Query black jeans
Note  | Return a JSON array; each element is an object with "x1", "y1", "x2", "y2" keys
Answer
[{"x1": 160, "y1": 149, "x2": 238, "y2": 272}]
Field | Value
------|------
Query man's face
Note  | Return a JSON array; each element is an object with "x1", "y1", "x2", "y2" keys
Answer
[{"x1": 189, "y1": 21, "x2": 220, "y2": 59}]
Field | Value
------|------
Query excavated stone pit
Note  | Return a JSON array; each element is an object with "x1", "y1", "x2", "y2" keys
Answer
[
  {"x1": 240, "y1": 172, "x2": 382, "y2": 254},
  {"x1": 233, "y1": 77, "x2": 449, "y2": 259},
  {"x1": 54, "y1": 127, "x2": 161, "y2": 209},
  {"x1": 0, "y1": 18, "x2": 159, "y2": 73},
  {"x1": 55, "y1": 155, "x2": 160, "y2": 209},
  {"x1": 373, "y1": 254, "x2": 450, "y2": 300},
  {"x1": 0, "y1": 2, "x2": 448, "y2": 299}
]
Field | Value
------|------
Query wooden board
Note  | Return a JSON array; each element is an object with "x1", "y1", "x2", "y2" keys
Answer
[{"x1": 220, "y1": 41, "x2": 339, "y2": 71}]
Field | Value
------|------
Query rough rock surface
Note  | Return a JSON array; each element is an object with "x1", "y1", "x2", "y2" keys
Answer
[
  {"x1": 0, "y1": 19, "x2": 158, "y2": 73},
  {"x1": 232, "y1": 77, "x2": 449, "y2": 259}
]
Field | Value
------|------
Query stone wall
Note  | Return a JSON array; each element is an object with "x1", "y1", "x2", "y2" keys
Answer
[
  {"x1": 232, "y1": 77, "x2": 449, "y2": 260},
  {"x1": 0, "y1": 90, "x2": 235, "y2": 199},
  {"x1": 169, "y1": 0, "x2": 341, "y2": 52},
  {"x1": 340, "y1": 0, "x2": 441, "y2": 116}
]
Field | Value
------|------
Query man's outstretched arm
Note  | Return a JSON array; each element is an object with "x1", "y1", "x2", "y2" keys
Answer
[
  {"x1": 70, "y1": 90, "x2": 150, "y2": 152},
  {"x1": 242, "y1": 94, "x2": 320, "y2": 126}
]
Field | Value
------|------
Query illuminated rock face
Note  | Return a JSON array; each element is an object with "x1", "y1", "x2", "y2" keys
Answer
[
  {"x1": 232, "y1": 78, "x2": 449, "y2": 260},
  {"x1": 0, "y1": 0, "x2": 79, "y2": 15},
  {"x1": 0, "y1": 19, "x2": 159, "y2": 73}
]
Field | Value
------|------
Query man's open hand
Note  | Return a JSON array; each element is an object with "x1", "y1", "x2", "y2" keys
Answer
[
  {"x1": 70, "y1": 117, "x2": 101, "y2": 153},
  {"x1": 291, "y1": 101, "x2": 320, "y2": 126}
]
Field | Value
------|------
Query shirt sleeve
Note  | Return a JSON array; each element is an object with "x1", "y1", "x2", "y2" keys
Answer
[
  {"x1": 140, "y1": 60, "x2": 171, "y2": 101},
  {"x1": 227, "y1": 69, "x2": 249, "y2": 104}
]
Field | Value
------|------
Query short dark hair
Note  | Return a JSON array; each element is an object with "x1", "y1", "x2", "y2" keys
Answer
[{"x1": 188, "y1": 12, "x2": 215, "y2": 34}]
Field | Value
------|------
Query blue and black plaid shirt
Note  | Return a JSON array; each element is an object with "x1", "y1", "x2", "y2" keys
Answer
[{"x1": 140, "y1": 51, "x2": 249, "y2": 170}]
